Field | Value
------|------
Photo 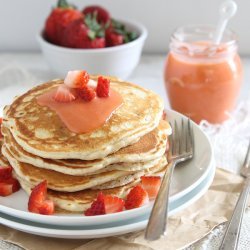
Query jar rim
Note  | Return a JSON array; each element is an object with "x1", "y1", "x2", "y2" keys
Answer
[
  {"x1": 172, "y1": 24, "x2": 237, "y2": 44},
  {"x1": 170, "y1": 24, "x2": 238, "y2": 58}
]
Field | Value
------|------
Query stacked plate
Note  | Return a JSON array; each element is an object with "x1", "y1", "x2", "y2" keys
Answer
[{"x1": 0, "y1": 109, "x2": 215, "y2": 239}]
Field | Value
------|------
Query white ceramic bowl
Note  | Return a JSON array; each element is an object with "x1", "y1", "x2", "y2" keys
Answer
[{"x1": 37, "y1": 19, "x2": 147, "y2": 79}]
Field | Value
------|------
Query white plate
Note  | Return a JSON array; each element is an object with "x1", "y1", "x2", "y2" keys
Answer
[
  {"x1": 0, "y1": 108, "x2": 213, "y2": 226},
  {"x1": 0, "y1": 163, "x2": 215, "y2": 239}
]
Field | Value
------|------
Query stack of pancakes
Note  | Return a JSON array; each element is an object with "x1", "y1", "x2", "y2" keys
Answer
[{"x1": 1, "y1": 77, "x2": 171, "y2": 213}]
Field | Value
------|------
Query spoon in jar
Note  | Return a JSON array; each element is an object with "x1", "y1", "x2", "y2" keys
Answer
[{"x1": 213, "y1": 0, "x2": 237, "y2": 45}]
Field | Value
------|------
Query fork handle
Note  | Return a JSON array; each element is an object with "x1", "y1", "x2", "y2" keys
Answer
[
  {"x1": 220, "y1": 177, "x2": 250, "y2": 250},
  {"x1": 145, "y1": 161, "x2": 175, "y2": 241}
]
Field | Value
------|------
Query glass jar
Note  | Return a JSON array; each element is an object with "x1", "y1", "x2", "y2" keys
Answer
[{"x1": 164, "y1": 25, "x2": 243, "y2": 124}]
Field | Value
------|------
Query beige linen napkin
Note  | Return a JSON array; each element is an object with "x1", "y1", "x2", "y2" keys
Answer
[{"x1": 0, "y1": 168, "x2": 248, "y2": 250}]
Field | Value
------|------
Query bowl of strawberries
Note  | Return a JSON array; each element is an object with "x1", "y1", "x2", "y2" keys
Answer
[{"x1": 38, "y1": 0, "x2": 148, "y2": 79}]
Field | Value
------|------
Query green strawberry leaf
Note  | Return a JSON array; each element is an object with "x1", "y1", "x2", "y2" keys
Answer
[
  {"x1": 85, "y1": 13, "x2": 106, "y2": 40},
  {"x1": 57, "y1": 0, "x2": 70, "y2": 8},
  {"x1": 87, "y1": 30, "x2": 96, "y2": 40}
]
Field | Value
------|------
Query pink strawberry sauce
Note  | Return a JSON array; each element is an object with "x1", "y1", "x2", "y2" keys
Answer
[{"x1": 36, "y1": 87, "x2": 123, "y2": 133}]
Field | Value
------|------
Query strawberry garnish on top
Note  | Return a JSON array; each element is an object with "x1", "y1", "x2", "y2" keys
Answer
[
  {"x1": 53, "y1": 85, "x2": 76, "y2": 103},
  {"x1": 124, "y1": 185, "x2": 149, "y2": 210},
  {"x1": 96, "y1": 76, "x2": 110, "y2": 97},
  {"x1": 84, "y1": 192, "x2": 124, "y2": 216},
  {"x1": 45, "y1": 0, "x2": 83, "y2": 45},
  {"x1": 28, "y1": 180, "x2": 54, "y2": 215},
  {"x1": 64, "y1": 70, "x2": 90, "y2": 88},
  {"x1": 82, "y1": 5, "x2": 110, "y2": 25},
  {"x1": 141, "y1": 176, "x2": 161, "y2": 199},
  {"x1": 77, "y1": 85, "x2": 96, "y2": 102}
]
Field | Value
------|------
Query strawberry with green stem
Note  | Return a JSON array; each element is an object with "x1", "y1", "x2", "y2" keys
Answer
[{"x1": 45, "y1": 0, "x2": 83, "y2": 45}]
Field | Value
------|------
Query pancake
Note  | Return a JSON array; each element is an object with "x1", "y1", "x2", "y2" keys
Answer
[
  {"x1": 2, "y1": 120, "x2": 170, "y2": 175},
  {"x1": 0, "y1": 138, "x2": 8, "y2": 166},
  {"x1": 3, "y1": 77, "x2": 164, "y2": 160},
  {"x1": 2, "y1": 145, "x2": 167, "y2": 192},
  {"x1": 15, "y1": 174, "x2": 139, "y2": 212},
  {"x1": 14, "y1": 160, "x2": 168, "y2": 212},
  {"x1": 92, "y1": 156, "x2": 167, "y2": 190}
]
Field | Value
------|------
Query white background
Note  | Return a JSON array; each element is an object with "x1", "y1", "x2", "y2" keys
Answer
[{"x1": 0, "y1": 0, "x2": 249, "y2": 54}]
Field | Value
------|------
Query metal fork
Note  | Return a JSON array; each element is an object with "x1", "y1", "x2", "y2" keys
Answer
[
  {"x1": 219, "y1": 141, "x2": 250, "y2": 250},
  {"x1": 145, "y1": 119, "x2": 194, "y2": 241}
]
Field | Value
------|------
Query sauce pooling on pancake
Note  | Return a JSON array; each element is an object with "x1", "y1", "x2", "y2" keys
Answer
[{"x1": 36, "y1": 87, "x2": 123, "y2": 133}]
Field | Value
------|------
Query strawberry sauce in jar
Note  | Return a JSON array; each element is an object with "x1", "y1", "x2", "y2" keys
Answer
[{"x1": 164, "y1": 25, "x2": 243, "y2": 124}]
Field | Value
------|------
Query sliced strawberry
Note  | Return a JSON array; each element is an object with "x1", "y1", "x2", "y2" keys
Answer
[
  {"x1": 141, "y1": 176, "x2": 161, "y2": 199},
  {"x1": 0, "y1": 177, "x2": 20, "y2": 197},
  {"x1": 64, "y1": 70, "x2": 89, "y2": 89},
  {"x1": 28, "y1": 180, "x2": 54, "y2": 215},
  {"x1": 39, "y1": 200, "x2": 54, "y2": 215},
  {"x1": 77, "y1": 85, "x2": 96, "y2": 102},
  {"x1": 96, "y1": 76, "x2": 110, "y2": 98},
  {"x1": 28, "y1": 180, "x2": 47, "y2": 213},
  {"x1": 53, "y1": 85, "x2": 76, "y2": 103},
  {"x1": 125, "y1": 185, "x2": 149, "y2": 210},
  {"x1": 0, "y1": 166, "x2": 13, "y2": 182},
  {"x1": 0, "y1": 183, "x2": 12, "y2": 196},
  {"x1": 84, "y1": 192, "x2": 105, "y2": 216},
  {"x1": 103, "y1": 195, "x2": 124, "y2": 214}
]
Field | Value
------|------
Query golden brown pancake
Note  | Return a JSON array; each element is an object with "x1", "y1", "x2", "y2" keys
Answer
[
  {"x1": 3, "y1": 77, "x2": 164, "y2": 160},
  {"x1": 2, "y1": 120, "x2": 170, "y2": 175},
  {"x1": 2, "y1": 145, "x2": 167, "y2": 192}
]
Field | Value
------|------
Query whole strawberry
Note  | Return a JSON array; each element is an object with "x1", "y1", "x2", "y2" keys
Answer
[
  {"x1": 62, "y1": 14, "x2": 106, "y2": 48},
  {"x1": 106, "y1": 27, "x2": 123, "y2": 47},
  {"x1": 45, "y1": 0, "x2": 83, "y2": 45},
  {"x1": 82, "y1": 5, "x2": 110, "y2": 25}
]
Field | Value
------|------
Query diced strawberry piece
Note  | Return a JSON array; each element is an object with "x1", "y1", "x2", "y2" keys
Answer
[
  {"x1": 125, "y1": 185, "x2": 149, "y2": 210},
  {"x1": 96, "y1": 76, "x2": 110, "y2": 98},
  {"x1": 64, "y1": 70, "x2": 89, "y2": 89},
  {"x1": 103, "y1": 195, "x2": 124, "y2": 214},
  {"x1": 0, "y1": 166, "x2": 13, "y2": 182},
  {"x1": 141, "y1": 176, "x2": 161, "y2": 199},
  {"x1": 0, "y1": 177, "x2": 20, "y2": 197},
  {"x1": 53, "y1": 85, "x2": 76, "y2": 103},
  {"x1": 39, "y1": 200, "x2": 55, "y2": 215},
  {"x1": 84, "y1": 192, "x2": 105, "y2": 216},
  {"x1": 28, "y1": 180, "x2": 54, "y2": 215},
  {"x1": 77, "y1": 85, "x2": 96, "y2": 102}
]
